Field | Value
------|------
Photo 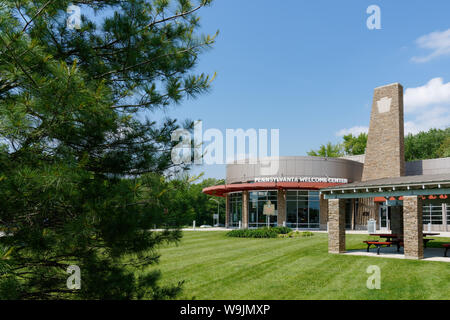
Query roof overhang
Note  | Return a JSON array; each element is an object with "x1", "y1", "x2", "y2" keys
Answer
[
  {"x1": 323, "y1": 188, "x2": 450, "y2": 200},
  {"x1": 321, "y1": 174, "x2": 450, "y2": 200}
]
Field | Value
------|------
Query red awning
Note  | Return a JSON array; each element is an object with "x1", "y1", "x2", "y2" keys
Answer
[
  {"x1": 202, "y1": 182, "x2": 344, "y2": 197},
  {"x1": 374, "y1": 195, "x2": 448, "y2": 202}
]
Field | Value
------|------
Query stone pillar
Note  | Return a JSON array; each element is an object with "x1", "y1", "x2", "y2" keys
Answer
[
  {"x1": 362, "y1": 83, "x2": 405, "y2": 181},
  {"x1": 403, "y1": 196, "x2": 424, "y2": 259},
  {"x1": 390, "y1": 206, "x2": 403, "y2": 236},
  {"x1": 277, "y1": 189, "x2": 286, "y2": 226},
  {"x1": 242, "y1": 191, "x2": 249, "y2": 229},
  {"x1": 319, "y1": 193, "x2": 328, "y2": 230},
  {"x1": 225, "y1": 194, "x2": 229, "y2": 228},
  {"x1": 328, "y1": 199, "x2": 346, "y2": 253}
]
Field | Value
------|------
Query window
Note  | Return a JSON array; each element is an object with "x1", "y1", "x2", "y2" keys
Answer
[
  {"x1": 345, "y1": 199, "x2": 353, "y2": 229},
  {"x1": 248, "y1": 191, "x2": 278, "y2": 228},
  {"x1": 423, "y1": 203, "x2": 443, "y2": 225},
  {"x1": 447, "y1": 204, "x2": 450, "y2": 225},
  {"x1": 229, "y1": 192, "x2": 242, "y2": 227},
  {"x1": 286, "y1": 190, "x2": 320, "y2": 229}
]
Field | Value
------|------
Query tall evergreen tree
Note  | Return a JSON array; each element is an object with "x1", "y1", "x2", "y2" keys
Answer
[{"x1": 0, "y1": 0, "x2": 216, "y2": 299}]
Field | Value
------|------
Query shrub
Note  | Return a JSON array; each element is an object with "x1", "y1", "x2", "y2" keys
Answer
[
  {"x1": 226, "y1": 227, "x2": 315, "y2": 239},
  {"x1": 277, "y1": 233, "x2": 290, "y2": 238},
  {"x1": 287, "y1": 231, "x2": 302, "y2": 238},
  {"x1": 226, "y1": 226, "x2": 293, "y2": 238},
  {"x1": 268, "y1": 226, "x2": 292, "y2": 234},
  {"x1": 284, "y1": 231, "x2": 315, "y2": 238}
]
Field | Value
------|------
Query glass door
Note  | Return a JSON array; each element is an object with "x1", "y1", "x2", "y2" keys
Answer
[{"x1": 379, "y1": 204, "x2": 390, "y2": 231}]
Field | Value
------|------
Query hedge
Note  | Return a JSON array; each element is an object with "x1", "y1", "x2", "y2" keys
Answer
[{"x1": 226, "y1": 226, "x2": 292, "y2": 238}]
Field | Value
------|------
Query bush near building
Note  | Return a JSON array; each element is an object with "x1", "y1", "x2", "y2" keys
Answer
[{"x1": 226, "y1": 227, "x2": 292, "y2": 238}]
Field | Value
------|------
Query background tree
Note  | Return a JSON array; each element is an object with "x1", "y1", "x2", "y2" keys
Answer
[
  {"x1": 309, "y1": 128, "x2": 450, "y2": 161},
  {"x1": 307, "y1": 142, "x2": 343, "y2": 157},
  {"x1": 342, "y1": 133, "x2": 367, "y2": 155},
  {"x1": 437, "y1": 137, "x2": 450, "y2": 158},
  {"x1": 184, "y1": 177, "x2": 226, "y2": 226},
  {"x1": 151, "y1": 175, "x2": 226, "y2": 227},
  {"x1": 0, "y1": 0, "x2": 216, "y2": 299},
  {"x1": 404, "y1": 128, "x2": 450, "y2": 161}
]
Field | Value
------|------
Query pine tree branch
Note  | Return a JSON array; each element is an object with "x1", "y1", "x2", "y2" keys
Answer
[
  {"x1": 21, "y1": 0, "x2": 54, "y2": 33},
  {"x1": 94, "y1": 44, "x2": 203, "y2": 80},
  {"x1": 142, "y1": 2, "x2": 206, "y2": 31}
]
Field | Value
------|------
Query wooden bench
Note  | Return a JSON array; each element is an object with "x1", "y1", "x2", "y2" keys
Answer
[
  {"x1": 443, "y1": 244, "x2": 450, "y2": 257},
  {"x1": 363, "y1": 240, "x2": 378, "y2": 252},
  {"x1": 363, "y1": 241, "x2": 392, "y2": 255}
]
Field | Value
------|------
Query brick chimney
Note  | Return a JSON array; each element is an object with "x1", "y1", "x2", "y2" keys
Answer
[{"x1": 362, "y1": 83, "x2": 405, "y2": 181}]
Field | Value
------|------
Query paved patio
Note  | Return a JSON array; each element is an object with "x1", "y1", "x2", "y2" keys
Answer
[{"x1": 344, "y1": 246, "x2": 450, "y2": 263}]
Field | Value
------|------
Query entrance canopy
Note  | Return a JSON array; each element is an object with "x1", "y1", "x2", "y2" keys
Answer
[
  {"x1": 324, "y1": 173, "x2": 450, "y2": 260},
  {"x1": 203, "y1": 182, "x2": 344, "y2": 197},
  {"x1": 321, "y1": 173, "x2": 450, "y2": 199}
]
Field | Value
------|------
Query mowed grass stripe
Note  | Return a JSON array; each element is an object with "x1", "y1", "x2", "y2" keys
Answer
[
  {"x1": 158, "y1": 232, "x2": 317, "y2": 272},
  {"x1": 158, "y1": 236, "x2": 318, "y2": 291},
  {"x1": 160, "y1": 234, "x2": 353, "y2": 299},
  {"x1": 149, "y1": 232, "x2": 450, "y2": 300},
  {"x1": 184, "y1": 238, "x2": 325, "y2": 299}
]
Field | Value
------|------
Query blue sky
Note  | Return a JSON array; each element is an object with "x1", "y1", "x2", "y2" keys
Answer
[{"x1": 151, "y1": 0, "x2": 450, "y2": 180}]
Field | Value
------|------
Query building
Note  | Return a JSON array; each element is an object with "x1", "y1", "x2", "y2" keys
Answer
[{"x1": 203, "y1": 83, "x2": 450, "y2": 259}]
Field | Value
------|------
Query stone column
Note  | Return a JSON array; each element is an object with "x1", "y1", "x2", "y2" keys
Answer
[
  {"x1": 277, "y1": 189, "x2": 286, "y2": 226},
  {"x1": 390, "y1": 206, "x2": 403, "y2": 236},
  {"x1": 242, "y1": 191, "x2": 249, "y2": 229},
  {"x1": 225, "y1": 194, "x2": 229, "y2": 228},
  {"x1": 328, "y1": 199, "x2": 346, "y2": 253},
  {"x1": 403, "y1": 196, "x2": 424, "y2": 259},
  {"x1": 319, "y1": 193, "x2": 328, "y2": 230}
]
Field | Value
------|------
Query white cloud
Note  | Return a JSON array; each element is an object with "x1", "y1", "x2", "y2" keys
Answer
[
  {"x1": 411, "y1": 29, "x2": 450, "y2": 63},
  {"x1": 336, "y1": 126, "x2": 369, "y2": 137},
  {"x1": 404, "y1": 77, "x2": 450, "y2": 112},
  {"x1": 404, "y1": 106, "x2": 450, "y2": 135},
  {"x1": 403, "y1": 78, "x2": 450, "y2": 134},
  {"x1": 338, "y1": 78, "x2": 450, "y2": 137}
]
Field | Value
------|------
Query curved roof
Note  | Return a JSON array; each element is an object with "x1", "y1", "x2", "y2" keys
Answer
[
  {"x1": 203, "y1": 182, "x2": 344, "y2": 197},
  {"x1": 226, "y1": 156, "x2": 363, "y2": 185}
]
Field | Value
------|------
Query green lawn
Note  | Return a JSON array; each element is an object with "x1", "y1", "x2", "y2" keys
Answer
[{"x1": 151, "y1": 231, "x2": 450, "y2": 300}]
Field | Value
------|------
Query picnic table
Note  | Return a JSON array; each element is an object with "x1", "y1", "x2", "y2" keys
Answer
[
  {"x1": 443, "y1": 244, "x2": 449, "y2": 257},
  {"x1": 363, "y1": 241, "x2": 393, "y2": 255},
  {"x1": 422, "y1": 233, "x2": 439, "y2": 248},
  {"x1": 369, "y1": 233, "x2": 398, "y2": 242},
  {"x1": 367, "y1": 233, "x2": 439, "y2": 252},
  {"x1": 423, "y1": 232, "x2": 440, "y2": 237}
]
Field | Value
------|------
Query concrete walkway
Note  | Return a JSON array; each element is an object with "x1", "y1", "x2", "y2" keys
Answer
[
  {"x1": 278, "y1": 229, "x2": 450, "y2": 237},
  {"x1": 344, "y1": 246, "x2": 450, "y2": 263},
  {"x1": 175, "y1": 228, "x2": 450, "y2": 237}
]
